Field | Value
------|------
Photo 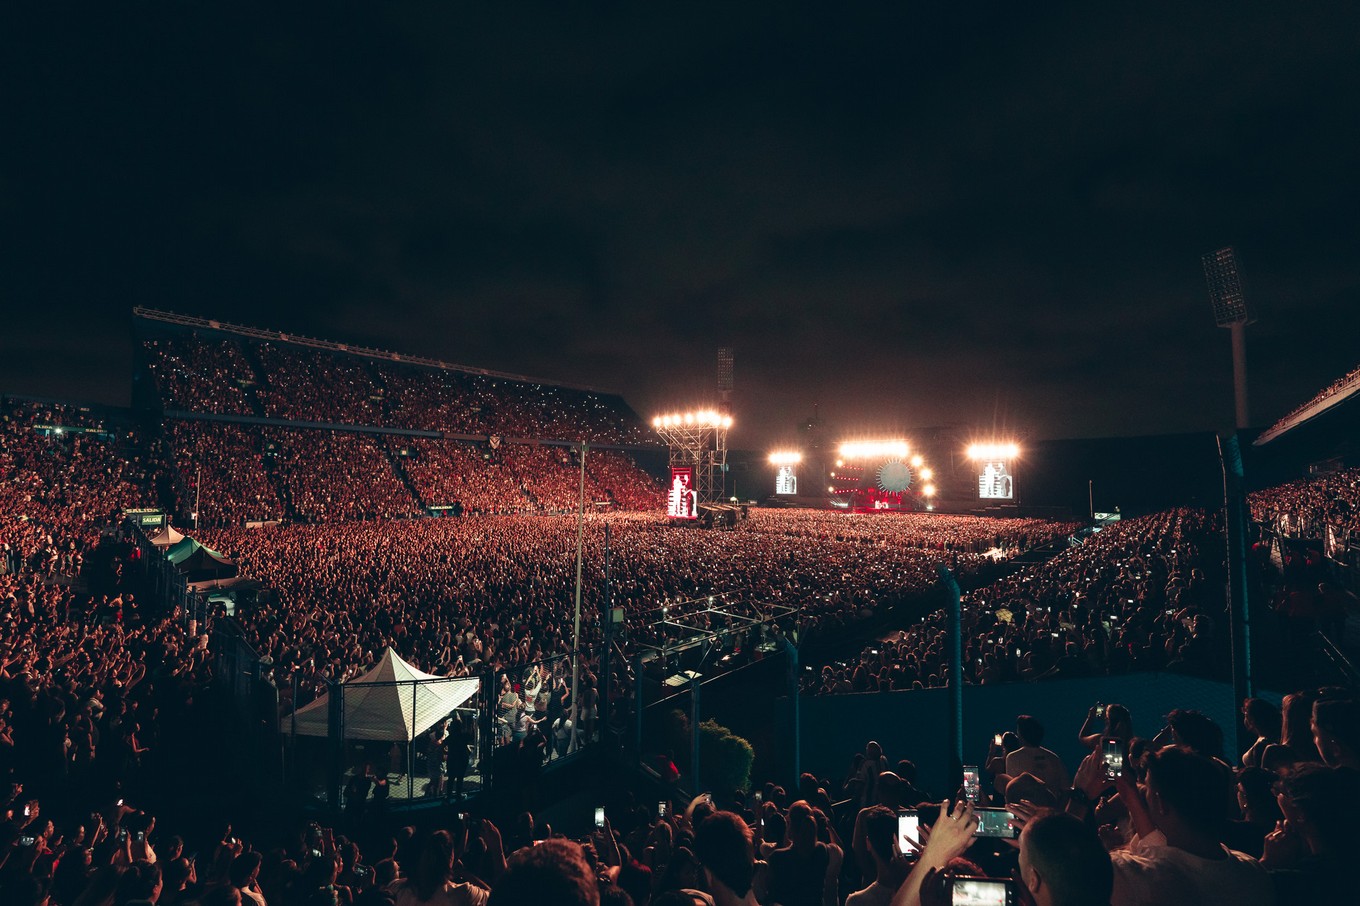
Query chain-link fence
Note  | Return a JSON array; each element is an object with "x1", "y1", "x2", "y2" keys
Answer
[{"x1": 258, "y1": 648, "x2": 607, "y2": 812}]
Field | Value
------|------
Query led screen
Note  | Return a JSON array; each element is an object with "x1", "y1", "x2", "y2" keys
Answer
[
  {"x1": 775, "y1": 464, "x2": 797, "y2": 495},
  {"x1": 977, "y1": 460, "x2": 1014, "y2": 500},
  {"x1": 667, "y1": 467, "x2": 697, "y2": 518}
]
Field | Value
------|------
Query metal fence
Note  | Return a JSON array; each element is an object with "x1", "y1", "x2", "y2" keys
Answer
[{"x1": 265, "y1": 648, "x2": 605, "y2": 813}]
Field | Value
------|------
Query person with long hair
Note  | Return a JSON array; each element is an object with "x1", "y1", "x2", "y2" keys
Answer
[{"x1": 386, "y1": 830, "x2": 488, "y2": 906}]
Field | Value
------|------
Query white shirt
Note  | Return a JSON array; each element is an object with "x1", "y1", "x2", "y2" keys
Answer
[
  {"x1": 1110, "y1": 834, "x2": 1272, "y2": 906},
  {"x1": 1004, "y1": 745, "x2": 1070, "y2": 792}
]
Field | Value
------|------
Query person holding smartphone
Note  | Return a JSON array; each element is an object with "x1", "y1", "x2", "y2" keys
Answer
[
  {"x1": 1004, "y1": 716, "x2": 1069, "y2": 795},
  {"x1": 1078, "y1": 702, "x2": 1133, "y2": 752},
  {"x1": 845, "y1": 806, "x2": 908, "y2": 906},
  {"x1": 889, "y1": 799, "x2": 978, "y2": 906}
]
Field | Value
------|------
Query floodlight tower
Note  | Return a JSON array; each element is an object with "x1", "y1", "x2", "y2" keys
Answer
[
  {"x1": 717, "y1": 348, "x2": 734, "y2": 497},
  {"x1": 652, "y1": 411, "x2": 733, "y2": 507},
  {"x1": 1202, "y1": 248, "x2": 1252, "y2": 430}
]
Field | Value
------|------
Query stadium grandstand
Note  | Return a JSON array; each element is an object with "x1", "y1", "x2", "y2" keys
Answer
[{"x1": 0, "y1": 313, "x2": 1355, "y2": 905}]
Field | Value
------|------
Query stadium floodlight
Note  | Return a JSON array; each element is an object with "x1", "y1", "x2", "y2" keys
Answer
[
  {"x1": 768, "y1": 451, "x2": 802, "y2": 465},
  {"x1": 653, "y1": 407, "x2": 733, "y2": 508},
  {"x1": 966, "y1": 442, "x2": 1020, "y2": 460},
  {"x1": 838, "y1": 440, "x2": 910, "y2": 460},
  {"x1": 923, "y1": 484, "x2": 936, "y2": 497},
  {"x1": 1202, "y1": 247, "x2": 1249, "y2": 327},
  {"x1": 910, "y1": 454, "x2": 924, "y2": 468},
  {"x1": 920, "y1": 467, "x2": 933, "y2": 480},
  {"x1": 1201, "y1": 247, "x2": 1252, "y2": 430}
]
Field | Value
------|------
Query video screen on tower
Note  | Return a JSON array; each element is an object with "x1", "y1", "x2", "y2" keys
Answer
[
  {"x1": 977, "y1": 460, "x2": 1014, "y2": 500},
  {"x1": 775, "y1": 465, "x2": 797, "y2": 495},
  {"x1": 667, "y1": 467, "x2": 698, "y2": 519}
]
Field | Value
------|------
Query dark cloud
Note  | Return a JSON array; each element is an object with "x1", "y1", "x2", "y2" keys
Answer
[{"x1": 3, "y1": 2, "x2": 1358, "y2": 448}]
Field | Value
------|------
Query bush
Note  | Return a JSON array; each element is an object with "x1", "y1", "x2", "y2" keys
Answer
[{"x1": 699, "y1": 718, "x2": 755, "y2": 795}]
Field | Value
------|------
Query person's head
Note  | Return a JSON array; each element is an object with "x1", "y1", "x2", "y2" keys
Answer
[
  {"x1": 162, "y1": 856, "x2": 194, "y2": 894},
  {"x1": 411, "y1": 830, "x2": 455, "y2": 899},
  {"x1": 785, "y1": 801, "x2": 817, "y2": 846},
  {"x1": 1274, "y1": 763, "x2": 1360, "y2": 856},
  {"x1": 1311, "y1": 699, "x2": 1360, "y2": 768},
  {"x1": 860, "y1": 806, "x2": 897, "y2": 866},
  {"x1": 1016, "y1": 715, "x2": 1045, "y2": 747},
  {"x1": 616, "y1": 859, "x2": 653, "y2": 906},
  {"x1": 1281, "y1": 690, "x2": 1321, "y2": 756},
  {"x1": 1242, "y1": 698, "x2": 1281, "y2": 742},
  {"x1": 373, "y1": 857, "x2": 399, "y2": 887},
  {"x1": 760, "y1": 807, "x2": 785, "y2": 846},
  {"x1": 488, "y1": 839, "x2": 598, "y2": 906},
  {"x1": 1105, "y1": 704, "x2": 1132, "y2": 736},
  {"x1": 1143, "y1": 746, "x2": 1230, "y2": 838},
  {"x1": 1235, "y1": 767, "x2": 1282, "y2": 824},
  {"x1": 115, "y1": 859, "x2": 163, "y2": 905},
  {"x1": 229, "y1": 851, "x2": 263, "y2": 889},
  {"x1": 874, "y1": 772, "x2": 902, "y2": 807},
  {"x1": 200, "y1": 886, "x2": 244, "y2": 906},
  {"x1": 1164, "y1": 709, "x2": 1224, "y2": 760},
  {"x1": 1017, "y1": 811, "x2": 1112, "y2": 906},
  {"x1": 692, "y1": 811, "x2": 754, "y2": 899}
]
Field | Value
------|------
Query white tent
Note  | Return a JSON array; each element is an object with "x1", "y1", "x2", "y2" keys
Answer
[
  {"x1": 148, "y1": 523, "x2": 186, "y2": 547},
  {"x1": 283, "y1": 649, "x2": 480, "y2": 741}
]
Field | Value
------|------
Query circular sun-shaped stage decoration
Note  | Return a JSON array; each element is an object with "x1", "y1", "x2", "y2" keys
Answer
[{"x1": 876, "y1": 459, "x2": 914, "y2": 493}]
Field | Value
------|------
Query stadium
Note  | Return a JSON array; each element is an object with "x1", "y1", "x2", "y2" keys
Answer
[
  {"x1": 2, "y1": 297, "x2": 1357, "y2": 905},
  {"x1": 5, "y1": 7, "x2": 1360, "y2": 905}
]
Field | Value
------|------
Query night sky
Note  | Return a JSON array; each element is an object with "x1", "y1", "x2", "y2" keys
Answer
[{"x1": 4, "y1": 3, "x2": 1359, "y2": 449}]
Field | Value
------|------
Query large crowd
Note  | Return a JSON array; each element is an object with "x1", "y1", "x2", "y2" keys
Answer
[
  {"x1": 141, "y1": 332, "x2": 652, "y2": 444},
  {"x1": 196, "y1": 509, "x2": 1082, "y2": 698},
  {"x1": 813, "y1": 509, "x2": 1231, "y2": 693},
  {"x1": 1249, "y1": 466, "x2": 1360, "y2": 549},
  {"x1": 0, "y1": 686, "x2": 1355, "y2": 905},
  {"x1": 1262, "y1": 360, "x2": 1360, "y2": 436},
  {"x1": 162, "y1": 422, "x2": 662, "y2": 528},
  {"x1": 3, "y1": 358, "x2": 1359, "y2": 904}
]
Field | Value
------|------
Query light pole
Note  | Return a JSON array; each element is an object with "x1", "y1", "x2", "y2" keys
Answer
[{"x1": 569, "y1": 441, "x2": 588, "y2": 753}]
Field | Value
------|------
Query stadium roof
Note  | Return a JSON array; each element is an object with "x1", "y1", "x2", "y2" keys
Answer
[
  {"x1": 1254, "y1": 362, "x2": 1360, "y2": 446},
  {"x1": 133, "y1": 306, "x2": 621, "y2": 396}
]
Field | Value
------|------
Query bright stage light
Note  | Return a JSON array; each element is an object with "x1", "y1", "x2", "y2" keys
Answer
[
  {"x1": 910, "y1": 454, "x2": 924, "y2": 468},
  {"x1": 838, "y1": 440, "x2": 910, "y2": 460},
  {"x1": 768, "y1": 451, "x2": 802, "y2": 465},
  {"x1": 920, "y1": 467, "x2": 933, "y2": 480},
  {"x1": 967, "y1": 442, "x2": 1020, "y2": 460},
  {"x1": 654, "y1": 410, "x2": 732, "y2": 430},
  {"x1": 923, "y1": 484, "x2": 936, "y2": 497}
]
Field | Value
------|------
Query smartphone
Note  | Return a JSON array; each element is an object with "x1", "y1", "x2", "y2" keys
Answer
[
  {"x1": 962, "y1": 766, "x2": 981, "y2": 803},
  {"x1": 974, "y1": 808, "x2": 1019, "y2": 839},
  {"x1": 657, "y1": 800, "x2": 668, "y2": 819},
  {"x1": 992, "y1": 733, "x2": 1003, "y2": 746},
  {"x1": 117, "y1": 798, "x2": 124, "y2": 807},
  {"x1": 896, "y1": 809, "x2": 921, "y2": 852},
  {"x1": 594, "y1": 806, "x2": 605, "y2": 829},
  {"x1": 19, "y1": 835, "x2": 36, "y2": 847},
  {"x1": 1094, "y1": 703, "x2": 1107, "y2": 719},
  {"x1": 23, "y1": 804, "x2": 30, "y2": 817},
  {"x1": 119, "y1": 829, "x2": 129, "y2": 842},
  {"x1": 136, "y1": 831, "x2": 146, "y2": 843},
  {"x1": 1102, "y1": 737, "x2": 1126, "y2": 780},
  {"x1": 948, "y1": 876, "x2": 1014, "y2": 906},
  {"x1": 753, "y1": 791, "x2": 762, "y2": 803}
]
